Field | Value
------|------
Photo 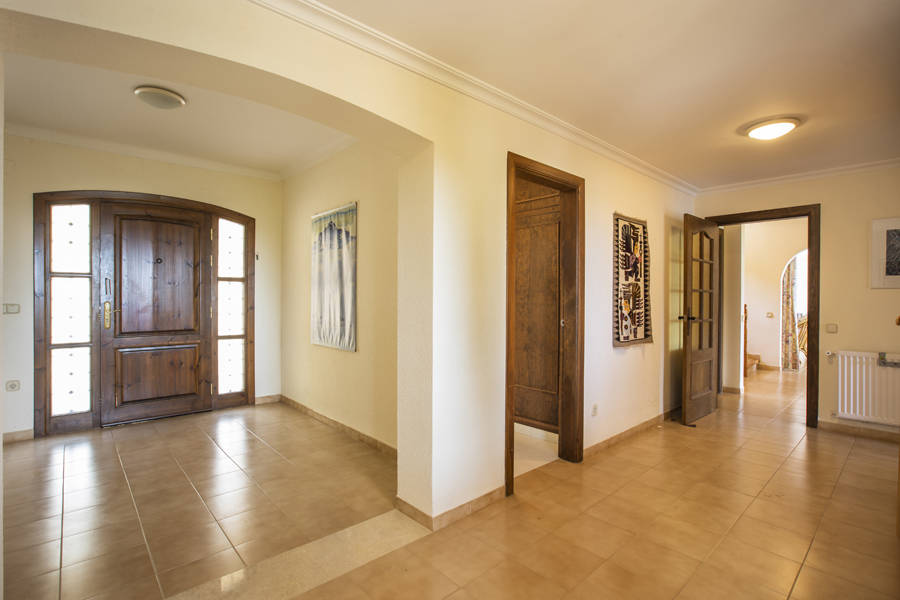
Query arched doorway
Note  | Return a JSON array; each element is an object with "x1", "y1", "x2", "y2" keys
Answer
[{"x1": 780, "y1": 249, "x2": 809, "y2": 371}]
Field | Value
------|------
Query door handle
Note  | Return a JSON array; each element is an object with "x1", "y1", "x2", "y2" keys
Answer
[{"x1": 102, "y1": 302, "x2": 121, "y2": 329}]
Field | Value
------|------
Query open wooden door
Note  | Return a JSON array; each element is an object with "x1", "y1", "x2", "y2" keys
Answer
[{"x1": 681, "y1": 214, "x2": 720, "y2": 424}]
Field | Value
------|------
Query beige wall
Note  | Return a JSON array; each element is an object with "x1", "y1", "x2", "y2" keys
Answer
[
  {"x1": 0, "y1": 1, "x2": 695, "y2": 516},
  {"x1": 281, "y1": 142, "x2": 401, "y2": 448},
  {"x1": 1, "y1": 134, "x2": 284, "y2": 433},
  {"x1": 742, "y1": 219, "x2": 808, "y2": 367},
  {"x1": 697, "y1": 164, "x2": 900, "y2": 430},
  {"x1": 721, "y1": 226, "x2": 744, "y2": 390}
]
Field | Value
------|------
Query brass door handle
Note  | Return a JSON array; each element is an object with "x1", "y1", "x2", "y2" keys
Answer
[{"x1": 102, "y1": 302, "x2": 121, "y2": 329}]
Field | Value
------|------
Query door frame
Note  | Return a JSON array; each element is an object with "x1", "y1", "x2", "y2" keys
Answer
[
  {"x1": 704, "y1": 204, "x2": 820, "y2": 428},
  {"x1": 33, "y1": 190, "x2": 256, "y2": 437},
  {"x1": 505, "y1": 153, "x2": 585, "y2": 495}
]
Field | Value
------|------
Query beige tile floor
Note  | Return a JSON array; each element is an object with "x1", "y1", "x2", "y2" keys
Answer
[
  {"x1": 294, "y1": 370, "x2": 900, "y2": 600},
  {"x1": 3, "y1": 403, "x2": 397, "y2": 599}
]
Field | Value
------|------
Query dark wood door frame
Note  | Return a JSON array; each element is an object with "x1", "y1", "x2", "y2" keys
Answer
[
  {"x1": 506, "y1": 153, "x2": 585, "y2": 495},
  {"x1": 705, "y1": 204, "x2": 820, "y2": 428},
  {"x1": 33, "y1": 190, "x2": 256, "y2": 437}
]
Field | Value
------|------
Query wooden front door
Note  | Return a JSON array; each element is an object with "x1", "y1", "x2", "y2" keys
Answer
[
  {"x1": 99, "y1": 203, "x2": 212, "y2": 425},
  {"x1": 682, "y1": 214, "x2": 721, "y2": 424},
  {"x1": 506, "y1": 153, "x2": 584, "y2": 493}
]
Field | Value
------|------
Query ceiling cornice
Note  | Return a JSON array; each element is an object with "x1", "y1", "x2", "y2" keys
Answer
[
  {"x1": 249, "y1": 0, "x2": 700, "y2": 195},
  {"x1": 698, "y1": 157, "x2": 900, "y2": 195}
]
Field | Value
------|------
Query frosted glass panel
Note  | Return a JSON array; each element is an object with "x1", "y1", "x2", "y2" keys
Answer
[
  {"x1": 218, "y1": 281, "x2": 244, "y2": 336},
  {"x1": 51, "y1": 347, "x2": 91, "y2": 415},
  {"x1": 218, "y1": 339, "x2": 245, "y2": 394},
  {"x1": 218, "y1": 218, "x2": 245, "y2": 278},
  {"x1": 51, "y1": 204, "x2": 91, "y2": 273},
  {"x1": 51, "y1": 277, "x2": 91, "y2": 344}
]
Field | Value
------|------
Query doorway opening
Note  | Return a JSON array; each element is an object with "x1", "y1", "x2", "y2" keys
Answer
[
  {"x1": 781, "y1": 249, "x2": 809, "y2": 372},
  {"x1": 505, "y1": 153, "x2": 584, "y2": 495},
  {"x1": 681, "y1": 205, "x2": 820, "y2": 428}
]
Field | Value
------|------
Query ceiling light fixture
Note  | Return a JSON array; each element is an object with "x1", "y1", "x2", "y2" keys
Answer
[
  {"x1": 133, "y1": 85, "x2": 187, "y2": 109},
  {"x1": 740, "y1": 116, "x2": 802, "y2": 141}
]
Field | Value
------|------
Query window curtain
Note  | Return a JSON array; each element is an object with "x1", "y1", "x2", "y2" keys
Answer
[{"x1": 780, "y1": 260, "x2": 800, "y2": 370}]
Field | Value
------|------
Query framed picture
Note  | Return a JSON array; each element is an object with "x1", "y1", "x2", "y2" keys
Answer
[
  {"x1": 613, "y1": 213, "x2": 652, "y2": 346},
  {"x1": 870, "y1": 217, "x2": 900, "y2": 289},
  {"x1": 311, "y1": 202, "x2": 357, "y2": 351}
]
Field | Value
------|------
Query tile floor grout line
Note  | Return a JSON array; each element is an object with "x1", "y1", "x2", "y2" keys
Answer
[
  {"x1": 115, "y1": 441, "x2": 167, "y2": 600},
  {"x1": 667, "y1": 383, "x2": 809, "y2": 599},
  {"x1": 58, "y1": 443, "x2": 68, "y2": 600},
  {"x1": 167, "y1": 439, "x2": 249, "y2": 571},
  {"x1": 784, "y1": 434, "x2": 862, "y2": 599}
]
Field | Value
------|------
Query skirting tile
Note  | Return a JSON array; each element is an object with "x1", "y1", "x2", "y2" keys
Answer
[
  {"x1": 3, "y1": 429, "x2": 34, "y2": 444},
  {"x1": 279, "y1": 395, "x2": 398, "y2": 458}
]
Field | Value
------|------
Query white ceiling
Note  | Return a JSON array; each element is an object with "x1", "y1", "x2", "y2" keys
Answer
[
  {"x1": 314, "y1": 0, "x2": 900, "y2": 189},
  {"x1": 4, "y1": 54, "x2": 355, "y2": 179}
]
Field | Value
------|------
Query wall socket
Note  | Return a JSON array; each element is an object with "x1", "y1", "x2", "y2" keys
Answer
[
  {"x1": 5, "y1": 380, "x2": 21, "y2": 392},
  {"x1": 2, "y1": 303, "x2": 20, "y2": 314},
  {"x1": 591, "y1": 403, "x2": 598, "y2": 417}
]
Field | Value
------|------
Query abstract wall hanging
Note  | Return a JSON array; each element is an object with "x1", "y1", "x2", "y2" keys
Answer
[
  {"x1": 311, "y1": 202, "x2": 357, "y2": 351},
  {"x1": 870, "y1": 216, "x2": 900, "y2": 289},
  {"x1": 613, "y1": 213, "x2": 652, "y2": 346}
]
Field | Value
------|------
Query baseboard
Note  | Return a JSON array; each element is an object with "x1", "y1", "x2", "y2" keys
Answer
[
  {"x1": 584, "y1": 407, "x2": 678, "y2": 458},
  {"x1": 394, "y1": 485, "x2": 506, "y2": 531},
  {"x1": 3, "y1": 429, "x2": 34, "y2": 444},
  {"x1": 722, "y1": 386, "x2": 742, "y2": 394},
  {"x1": 254, "y1": 394, "x2": 281, "y2": 405},
  {"x1": 279, "y1": 395, "x2": 397, "y2": 459},
  {"x1": 756, "y1": 363, "x2": 779, "y2": 371},
  {"x1": 818, "y1": 420, "x2": 900, "y2": 443}
]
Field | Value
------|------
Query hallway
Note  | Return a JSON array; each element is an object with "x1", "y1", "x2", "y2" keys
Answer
[{"x1": 292, "y1": 370, "x2": 898, "y2": 599}]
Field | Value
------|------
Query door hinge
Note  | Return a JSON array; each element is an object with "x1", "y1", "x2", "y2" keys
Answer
[
  {"x1": 210, "y1": 305, "x2": 213, "y2": 319},
  {"x1": 210, "y1": 255, "x2": 213, "y2": 268},
  {"x1": 210, "y1": 383, "x2": 214, "y2": 395},
  {"x1": 210, "y1": 228, "x2": 214, "y2": 241}
]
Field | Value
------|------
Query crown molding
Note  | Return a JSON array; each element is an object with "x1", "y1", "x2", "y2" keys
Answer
[
  {"x1": 698, "y1": 157, "x2": 900, "y2": 195},
  {"x1": 249, "y1": 0, "x2": 699, "y2": 195},
  {"x1": 7, "y1": 123, "x2": 283, "y2": 181}
]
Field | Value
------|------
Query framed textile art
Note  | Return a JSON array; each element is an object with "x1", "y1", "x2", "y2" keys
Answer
[
  {"x1": 870, "y1": 216, "x2": 900, "y2": 289},
  {"x1": 311, "y1": 202, "x2": 357, "y2": 351},
  {"x1": 613, "y1": 213, "x2": 652, "y2": 346}
]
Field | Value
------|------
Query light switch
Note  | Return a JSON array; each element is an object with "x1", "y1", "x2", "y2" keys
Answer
[
  {"x1": 2, "y1": 303, "x2": 20, "y2": 314},
  {"x1": 825, "y1": 323, "x2": 839, "y2": 334},
  {"x1": 765, "y1": 312, "x2": 774, "y2": 318}
]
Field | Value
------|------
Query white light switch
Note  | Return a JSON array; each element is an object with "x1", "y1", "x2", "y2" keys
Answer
[
  {"x1": 2, "y1": 303, "x2": 20, "y2": 314},
  {"x1": 825, "y1": 323, "x2": 839, "y2": 334}
]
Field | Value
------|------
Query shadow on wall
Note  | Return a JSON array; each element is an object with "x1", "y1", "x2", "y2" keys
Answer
[{"x1": 664, "y1": 218, "x2": 684, "y2": 413}]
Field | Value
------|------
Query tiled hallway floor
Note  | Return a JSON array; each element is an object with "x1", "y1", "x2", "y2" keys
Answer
[
  {"x1": 3, "y1": 403, "x2": 396, "y2": 599},
  {"x1": 295, "y1": 370, "x2": 899, "y2": 600}
]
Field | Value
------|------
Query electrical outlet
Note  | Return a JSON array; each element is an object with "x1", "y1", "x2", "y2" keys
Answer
[
  {"x1": 5, "y1": 380, "x2": 21, "y2": 392},
  {"x1": 591, "y1": 403, "x2": 598, "y2": 417},
  {"x1": 2, "y1": 303, "x2": 20, "y2": 314}
]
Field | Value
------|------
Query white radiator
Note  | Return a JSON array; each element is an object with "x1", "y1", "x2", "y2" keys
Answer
[{"x1": 837, "y1": 351, "x2": 900, "y2": 426}]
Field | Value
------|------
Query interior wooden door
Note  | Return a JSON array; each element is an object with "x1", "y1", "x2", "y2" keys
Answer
[
  {"x1": 99, "y1": 203, "x2": 212, "y2": 425},
  {"x1": 506, "y1": 153, "x2": 584, "y2": 489},
  {"x1": 682, "y1": 214, "x2": 721, "y2": 424}
]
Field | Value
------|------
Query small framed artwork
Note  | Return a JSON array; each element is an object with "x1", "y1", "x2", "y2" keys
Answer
[
  {"x1": 311, "y1": 202, "x2": 358, "y2": 351},
  {"x1": 870, "y1": 217, "x2": 900, "y2": 289},
  {"x1": 613, "y1": 213, "x2": 652, "y2": 346}
]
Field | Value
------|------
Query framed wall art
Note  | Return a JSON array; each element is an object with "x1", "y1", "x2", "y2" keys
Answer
[
  {"x1": 311, "y1": 202, "x2": 357, "y2": 351},
  {"x1": 613, "y1": 213, "x2": 652, "y2": 346},
  {"x1": 870, "y1": 216, "x2": 900, "y2": 289}
]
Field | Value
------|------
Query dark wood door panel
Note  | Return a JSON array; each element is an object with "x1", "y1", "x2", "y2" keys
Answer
[
  {"x1": 513, "y1": 221, "x2": 560, "y2": 397},
  {"x1": 682, "y1": 214, "x2": 720, "y2": 425},
  {"x1": 116, "y1": 344, "x2": 199, "y2": 403},
  {"x1": 119, "y1": 217, "x2": 199, "y2": 334},
  {"x1": 101, "y1": 202, "x2": 211, "y2": 426},
  {"x1": 507, "y1": 153, "x2": 585, "y2": 496}
]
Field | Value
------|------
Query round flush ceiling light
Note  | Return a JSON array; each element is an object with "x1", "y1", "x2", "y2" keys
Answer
[
  {"x1": 133, "y1": 85, "x2": 187, "y2": 109},
  {"x1": 740, "y1": 116, "x2": 802, "y2": 141}
]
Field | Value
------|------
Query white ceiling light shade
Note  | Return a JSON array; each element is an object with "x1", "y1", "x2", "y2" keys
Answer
[
  {"x1": 740, "y1": 116, "x2": 803, "y2": 141},
  {"x1": 133, "y1": 85, "x2": 187, "y2": 109}
]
